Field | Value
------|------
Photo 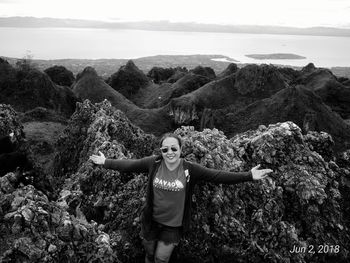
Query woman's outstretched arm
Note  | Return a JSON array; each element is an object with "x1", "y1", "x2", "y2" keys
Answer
[
  {"x1": 190, "y1": 162, "x2": 273, "y2": 184},
  {"x1": 89, "y1": 151, "x2": 154, "y2": 173}
]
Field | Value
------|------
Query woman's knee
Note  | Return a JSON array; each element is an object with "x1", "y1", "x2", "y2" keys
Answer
[
  {"x1": 154, "y1": 241, "x2": 175, "y2": 263},
  {"x1": 142, "y1": 238, "x2": 156, "y2": 256}
]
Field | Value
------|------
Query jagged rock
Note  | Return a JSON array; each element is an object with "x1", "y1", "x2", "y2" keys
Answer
[
  {"x1": 108, "y1": 60, "x2": 149, "y2": 99},
  {"x1": 304, "y1": 131, "x2": 334, "y2": 162},
  {"x1": 0, "y1": 104, "x2": 24, "y2": 141},
  {"x1": 54, "y1": 118, "x2": 349, "y2": 263},
  {"x1": 53, "y1": 99, "x2": 157, "y2": 186},
  {"x1": 44, "y1": 65, "x2": 75, "y2": 87},
  {"x1": 0, "y1": 184, "x2": 118, "y2": 262}
]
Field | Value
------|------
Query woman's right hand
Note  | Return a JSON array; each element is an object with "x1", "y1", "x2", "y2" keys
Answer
[{"x1": 89, "y1": 151, "x2": 106, "y2": 165}]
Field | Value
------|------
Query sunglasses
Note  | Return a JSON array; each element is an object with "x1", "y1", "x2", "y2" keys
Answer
[{"x1": 160, "y1": 146, "x2": 179, "y2": 153}]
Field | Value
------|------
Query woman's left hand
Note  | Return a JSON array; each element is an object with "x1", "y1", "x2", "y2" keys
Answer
[{"x1": 251, "y1": 164, "x2": 273, "y2": 180}]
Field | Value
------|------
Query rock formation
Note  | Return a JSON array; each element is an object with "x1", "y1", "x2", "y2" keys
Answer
[{"x1": 1, "y1": 97, "x2": 349, "y2": 262}]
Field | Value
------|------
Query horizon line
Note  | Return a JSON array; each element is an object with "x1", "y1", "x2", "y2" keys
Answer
[{"x1": 1, "y1": 15, "x2": 350, "y2": 30}]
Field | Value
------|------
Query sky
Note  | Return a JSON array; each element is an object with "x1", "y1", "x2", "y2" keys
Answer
[{"x1": 0, "y1": 0, "x2": 349, "y2": 28}]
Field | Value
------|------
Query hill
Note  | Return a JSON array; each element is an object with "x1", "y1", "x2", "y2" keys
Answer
[
  {"x1": 213, "y1": 85, "x2": 350, "y2": 151},
  {"x1": 72, "y1": 67, "x2": 173, "y2": 135},
  {"x1": 0, "y1": 58, "x2": 78, "y2": 117}
]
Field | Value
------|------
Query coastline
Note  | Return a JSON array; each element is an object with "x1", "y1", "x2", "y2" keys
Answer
[{"x1": 2, "y1": 54, "x2": 349, "y2": 78}]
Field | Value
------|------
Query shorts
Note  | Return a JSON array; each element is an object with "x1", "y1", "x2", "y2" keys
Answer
[{"x1": 140, "y1": 220, "x2": 183, "y2": 245}]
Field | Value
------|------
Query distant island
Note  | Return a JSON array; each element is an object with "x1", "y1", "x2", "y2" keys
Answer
[
  {"x1": 246, "y1": 53, "x2": 306, "y2": 60},
  {"x1": 1, "y1": 16, "x2": 350, "y2": 37}
]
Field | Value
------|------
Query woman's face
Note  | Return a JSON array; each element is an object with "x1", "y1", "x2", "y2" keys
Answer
[{"x1": 160, "y1": 137, "x2": 181, "y2": 165}]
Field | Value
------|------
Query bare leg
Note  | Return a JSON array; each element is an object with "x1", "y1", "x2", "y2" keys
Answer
[
  {"x1": 142, "y1": 239, "x2": 156, "y2": 263},
  {"x1": 154, "y1": 241, "x2": 176, "y2": 263}
]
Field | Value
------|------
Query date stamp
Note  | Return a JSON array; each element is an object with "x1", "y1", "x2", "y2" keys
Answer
[{"x1": 290, "y1": 244, "x2": 340, "y2": 254}]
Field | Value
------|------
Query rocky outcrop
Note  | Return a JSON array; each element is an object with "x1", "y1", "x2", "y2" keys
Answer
[
  {"x1": 0, "y1": 104, "x2": 24, "y2": 141},
  {"x1": 44, "y1": 65, "x2": 75, "y2": 87},
  {"x1": 1, "y1": 95, "x2": 349, "y2": 262},
  {"x1": 0, "y1": 104, "x2": 55, "y2": 199},
  {"x1": 107, "y1": 60, "x2": 149, "y2": 99},
  {"x1": 53, "y1": 99, "x2": 158, "y2": 182},
  {"x1": 0, "y1": 180, "x2": 117, "y2": 262}
]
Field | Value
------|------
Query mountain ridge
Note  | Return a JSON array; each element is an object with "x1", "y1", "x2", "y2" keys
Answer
[{"x1": 1, "y1": 16, "x2": 350, "y2": 37}]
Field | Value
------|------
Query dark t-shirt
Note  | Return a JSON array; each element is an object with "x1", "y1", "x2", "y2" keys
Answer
[{"x1": 152, "y1": 159, "x2": 186, "y2": 227}]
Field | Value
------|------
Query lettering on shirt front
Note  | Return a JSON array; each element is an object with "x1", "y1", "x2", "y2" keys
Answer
[{"x1": 153, "y1": 176, "x2": 184, "y2": 191}]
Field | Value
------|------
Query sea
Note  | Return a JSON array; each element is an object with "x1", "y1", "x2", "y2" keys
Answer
[{"x1": 1, "y1": 27, "x2": 350, "y2": 68}]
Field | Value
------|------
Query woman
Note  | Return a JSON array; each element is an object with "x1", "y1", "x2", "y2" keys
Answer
[{"x1": 89, "y1": 133, "x2": 273, "y2": 263}]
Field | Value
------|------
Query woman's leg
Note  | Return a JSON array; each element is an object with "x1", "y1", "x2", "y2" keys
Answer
[
  {"x1": 142, "y1": 238, "x2": 157, "y2": 263},
  {"x1": 154, "y1": 241, "x2": 176, "y2": 263}
]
